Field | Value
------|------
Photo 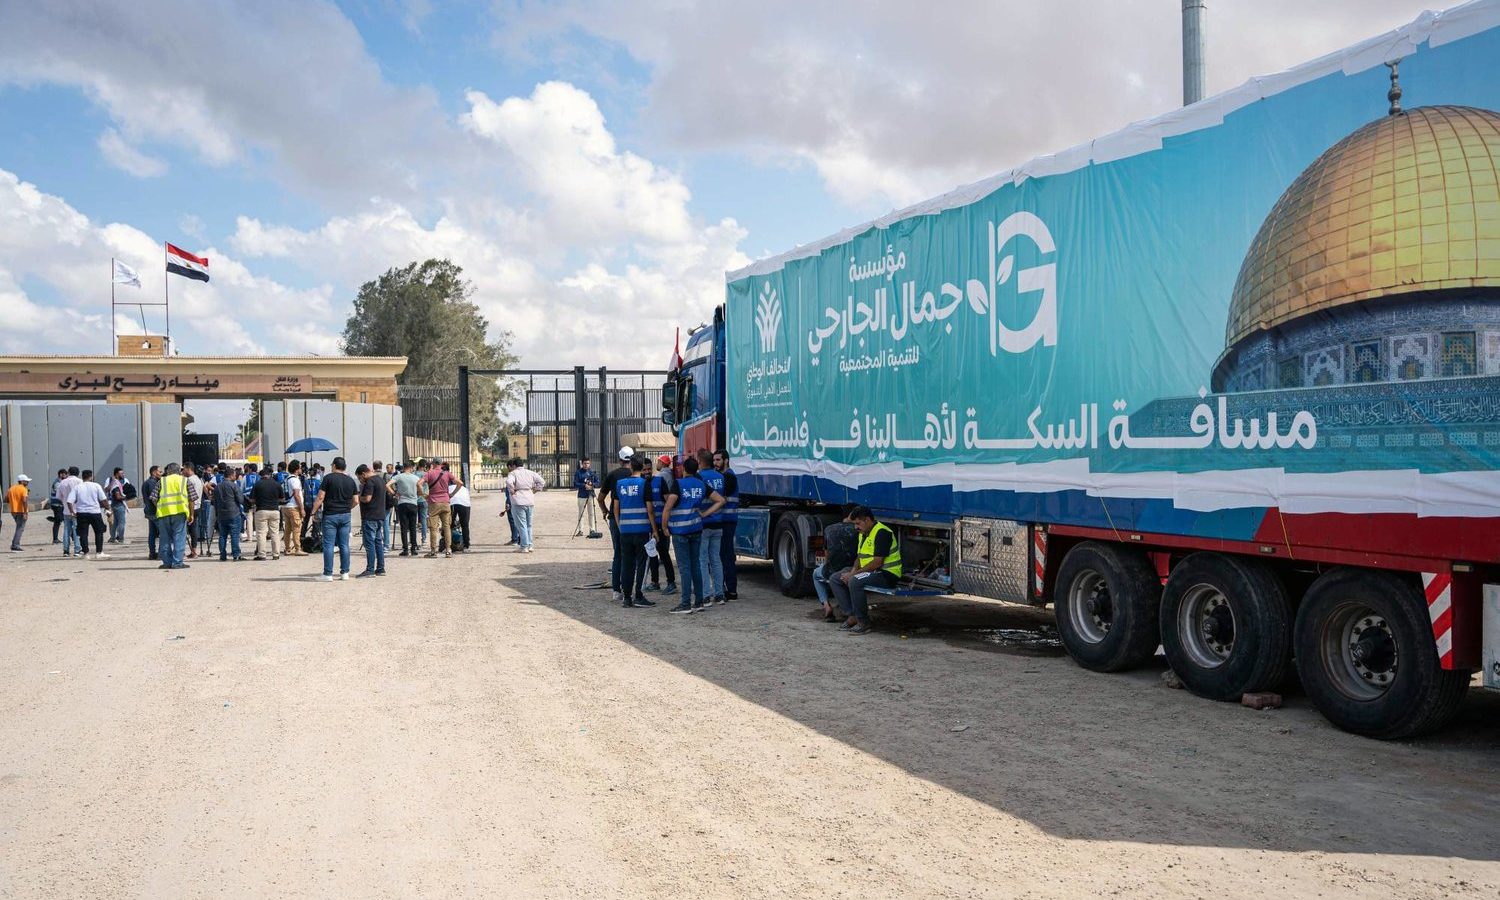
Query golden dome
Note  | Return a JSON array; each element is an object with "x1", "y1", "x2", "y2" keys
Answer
[{"x1": 1225, "y1": 105, "x2": 1500, "y2": 349}]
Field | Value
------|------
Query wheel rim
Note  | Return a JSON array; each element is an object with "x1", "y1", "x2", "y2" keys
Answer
[
  {"x1": 1178, "y1": 583, "x2": 1235, "y2": 668},
  {"x1": 1067, "y1": 568, "x2": 1112, "y2": 644},
  {"x1": 1318, "y1": 600, "x2": 1397, "y2": 701},
  {"x1": 775, "y1": 531, "x2": 798, "y2": 582}
]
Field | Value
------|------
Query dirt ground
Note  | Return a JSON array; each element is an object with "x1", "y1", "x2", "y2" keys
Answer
[{"x1": 1, "y1": 491, "x2": 1498, "y2": 899}]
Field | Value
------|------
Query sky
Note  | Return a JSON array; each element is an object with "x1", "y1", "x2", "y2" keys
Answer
[{"x1": 0, "y1": 0, "x2": 1451, "y2": 384}]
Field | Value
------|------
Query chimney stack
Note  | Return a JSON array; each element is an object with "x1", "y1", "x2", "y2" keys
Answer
[{"x1": 1182, "y1": 0, "x2": 1207, "y2": 106}]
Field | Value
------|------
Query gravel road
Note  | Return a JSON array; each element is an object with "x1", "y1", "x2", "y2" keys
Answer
[{"x1": 2, "y1": 491, "x2": 1498, "y2": 898}]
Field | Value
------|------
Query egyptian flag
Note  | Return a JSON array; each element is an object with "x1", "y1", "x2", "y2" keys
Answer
[{"x1": 165, "y1": 243, "x2": 209, "y2": 282}]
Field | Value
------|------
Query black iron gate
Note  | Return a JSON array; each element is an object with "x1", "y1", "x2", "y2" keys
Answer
[
  {"x1": 398, "y1": 385, "x2": 462, "y2": 463},
  {"x1": 459, "y1": 366, "x2": 668, "y2": 487}
]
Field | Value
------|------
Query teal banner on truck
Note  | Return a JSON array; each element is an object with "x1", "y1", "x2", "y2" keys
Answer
[{"x1": 726, "y1": 15, "x2": 1500, "y2": 516}]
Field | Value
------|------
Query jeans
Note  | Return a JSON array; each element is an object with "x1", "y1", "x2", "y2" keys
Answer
[
  {"x1": 620, "y1": 530, "x2": 649, "y2": 600},
  {"x1": 158, "y1": 514, "x2": 187, "y2": 568},
  {"x1": 427, "y1": 502, "x2": 452, "y2": 553},
  {"x1": 192, "y1": 505, "x2": 212, "y2": 545},
  {"x1": 50, "y1": 502, "x2": 63, "y2": 542},
  {"x1": 700, "y1": 527, "x2": 725, "y2": 599},
  {"x1": 506, "y1": 502, "x2": 519, "y2": 543},
  {"x1": 452, "y1": 504, "x2": 471, "y2": 550},
  {"x1": 62, "y1": 514, "x2": 85, "y2": 555},
  {"x1": 813, "y1": 562, "x2": 835, "y2": 606},
  {"x1": 648, "y1": 530, "x2": 675, "y2": 586},
  {"x1": 145, "y1": 508, "x2": 158, "y2": 556},
  {"x1": 361, "y1": 519, "x2": 386, "y2": 573},
  {"x1": 218, "y1": 515, "x2": 243, "y2": 559},
  {"x1": 826, "y1": 568, "x2": 897, "y2": 625},
  {"x1": 609, "y1": 518, "x2": 622, "y2": 591},
  {"x1": 671, "y1": 532, "x2": 704, "y2": 607},
  {"x1": 514, "y1": 504, "x2": 535, "y2": 550},
  {"x1": 10, "y1": 512, "x2": 25, "y2": 550},
  {"x1": 719, "y1": 520, "x2": 737, "y2": 593},
  {"x1": 385, "y1": 507, "x2": 394, "y2": 549},
  {"x1": 253, "y1": 508, "x2": 281, "y2": 558},
  {"x1": 110, "y1": 502, "x2": 128, "y2": 542},
  {"x1": 321, "y1": 512, "x2": 352, "y2": 576},
  {"x1": 417, "y1": 500, "x2": 428, "y2": 541},
  {"x1": 77, "y1": 512, "x2": 106, "y2": 554},
  {"x1": 396, "y1": 503, "x2": 419, "y2": 552}
]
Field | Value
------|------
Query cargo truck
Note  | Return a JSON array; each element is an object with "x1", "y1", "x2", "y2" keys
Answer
[{"x1": 662, "y1": 2, "x2": 1500, "y2": 738}]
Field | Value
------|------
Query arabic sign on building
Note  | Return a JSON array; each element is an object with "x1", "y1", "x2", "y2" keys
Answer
[{"x1": 1, "y1": 374, "x2": 313, "y2": 396}]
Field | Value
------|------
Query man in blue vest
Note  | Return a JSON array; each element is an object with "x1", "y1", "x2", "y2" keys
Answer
[
  {"x1": 660, "y1": 457, "x2": 724, "y2": 614},
  {"x1": 712, "y1": 449, "x2": 739, "y2": 600},
  {"x1": 609, "y1": 457, "x2": 656, "y2": 608},
  {"x1": 697, "y1": 449, "x2": 729, "y2": 605}
]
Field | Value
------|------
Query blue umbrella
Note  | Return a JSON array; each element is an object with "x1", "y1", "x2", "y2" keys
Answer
[{"x1": 285, "y1": 436, "x2": 338, "y2": 454}]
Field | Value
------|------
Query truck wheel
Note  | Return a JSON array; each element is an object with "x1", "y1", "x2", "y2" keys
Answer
[
  {"x1": 1293, "y1": 569, "x2": 1470, "y2": 739},
  {"x1": 772, "y1": 516, "x2": 815, "y2": 598},
  {"x1": 1054, "y1": 542, "x2": 1161, "y2": 672},
  {"x1": 1160, "y1": 553, "x2": 1292, "y2": 701}
]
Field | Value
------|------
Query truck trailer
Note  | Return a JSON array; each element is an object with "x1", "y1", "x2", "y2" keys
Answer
[{"x1": 662, "y1": 2, "x2": 1500, "y2": 738}]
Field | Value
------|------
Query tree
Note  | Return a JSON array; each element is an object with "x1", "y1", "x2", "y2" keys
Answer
[{"x1": 341, "y1": 259, "x2": 520, "y2": 446}]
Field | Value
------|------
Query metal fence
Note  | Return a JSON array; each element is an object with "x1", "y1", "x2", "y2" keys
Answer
[
  {"x1": 398, "y1": 384, "x2": 463, "y2": 463},
  {"x1": 458, "y1": 367, "x2": 670, "y2": 488}
]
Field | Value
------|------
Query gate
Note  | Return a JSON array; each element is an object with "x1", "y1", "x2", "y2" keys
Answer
[
  {"x1": 182, "y1": 433, "x2": 220, "y2": 470},
  {"x1": 458, "y1": 367, "x2": 669, "y2": 488},
  {"x1": 398, "y1": 385, "x2": 462, "y2": 463}
]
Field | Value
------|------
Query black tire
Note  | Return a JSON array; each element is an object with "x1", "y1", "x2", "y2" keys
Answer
[
  {"x1": 1053, "y1": 542, "x2": 1161, "y2": 672},
  {"x1": 1160, "y1": 553, "x2": 1292, "y2": 701},
  {"x1": 1293, "y1": 568, "x2": 1471, "y2": 739},
  {"x1": 772, "y1": 516, "x2": 815, "y2": 598}
]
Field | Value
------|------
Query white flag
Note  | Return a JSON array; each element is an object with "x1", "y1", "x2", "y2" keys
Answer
[{"x1": 112, "y1": 259, "x2": 141, "y2": 288}]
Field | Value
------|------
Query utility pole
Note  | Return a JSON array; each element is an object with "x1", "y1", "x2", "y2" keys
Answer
[{"x1": 1182, "y1": 0, "x2": 1207, "y2": 106}]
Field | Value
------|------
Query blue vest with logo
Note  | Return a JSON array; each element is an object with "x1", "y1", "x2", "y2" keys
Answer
[
  {"x1": 668, "y1": 476, "x2": 706, "y2": 535},
  {"x1": 701, "y1": 469, "x2": 725, "y2": 526},
  {"x1": 720, "y1": 467, "x2": 739, "y2": 522},
  {"x1": 649, "y1": 474, "x2": 671, "y2": 528},
  {"x1": 615, "y1": 476, "x2": 651, "y2": 534}
]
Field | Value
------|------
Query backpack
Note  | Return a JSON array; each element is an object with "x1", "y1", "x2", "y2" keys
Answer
[{"x1": 122, "y1": 481, "x2": 138, "y2": 501}]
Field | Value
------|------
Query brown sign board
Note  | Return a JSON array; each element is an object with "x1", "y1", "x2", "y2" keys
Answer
[{"x1": 0, "y1": 373, "x2": 314, "y2": 396}]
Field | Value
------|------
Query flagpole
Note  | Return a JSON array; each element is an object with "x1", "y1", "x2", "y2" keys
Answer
[
  {"x1": 163, "y1": 242, "x2": 170, "y2": 355},
  {"x1": 111, "y1": 257, "x2": 117, "y2": 354}
]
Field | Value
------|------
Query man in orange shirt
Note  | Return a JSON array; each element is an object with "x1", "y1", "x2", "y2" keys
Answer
[{"x1": 7, "y1": 474, "x2": 31, "y2": 552}]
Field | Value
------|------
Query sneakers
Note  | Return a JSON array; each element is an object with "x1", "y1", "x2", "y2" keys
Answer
[
  {"x1": 664, "y1": 582, "x2": 677, "y2": 593},
  {"x1": 668, "y1": 603, "x2": 695, "y2": 614},
  {"x1": 340, "y1": 572, "x2": 349, "y2": 581},
  {"x1": 633, "y1": 597, "x2": 656, "y2": 607},
  {"x1": 714, "y1": 594, "x2": 727, "y2": 605},
  {"x1": 374, "y1": 570, "x2": 387, "y2": 576},
  {"x1": 424, "y1": 551, "x2": 437, "y2": 558},
  {"x1": 321, "y1": 574, "x2": 334, "y2": 582},
  {"x1": 93, "y1": 553, "x2": 112, "y2": 560},
  {"x1": 611, "y1": 591, "x2": 624, "y2": 603},
  {"x1": 848, "y1": 623, "x2": 872, "y2": 635},
  {"x1": 444, "y1": 550, "x2": 452, "y2": 558},
  {"x1": 725, "y1": 591, "x2": 738, "y2": 601},
  {"x1": 355, "y1": 570, "x2": 377, "y2": 578},
  {"x1": 641, "y1": 583, "x2": 659, "y2": 593}
]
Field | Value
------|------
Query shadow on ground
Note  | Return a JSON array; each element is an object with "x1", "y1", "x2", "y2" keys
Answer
[{"x1": 508, "y1": 556, "x2": 1500, "y2": 861}]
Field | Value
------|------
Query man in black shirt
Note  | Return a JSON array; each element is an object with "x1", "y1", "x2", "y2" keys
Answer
[
  {"x1": 250, "y1": 464, "x2": 284, "y2": 560},
  {"x1": 597, "y1": 446, "x2": 634, "y2": 598},
  {"x1": 356, "y1": 463, "x2": 388, "y2": 577},
  {"x1": 310, "y1": 456, "x2": 358, "y2": 581}
]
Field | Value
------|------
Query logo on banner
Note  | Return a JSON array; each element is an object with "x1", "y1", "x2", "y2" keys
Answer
[{"x1": 755, "y1": 283, "x2": 782, "y2": 353}]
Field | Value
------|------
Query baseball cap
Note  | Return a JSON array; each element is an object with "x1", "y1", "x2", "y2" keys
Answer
[
  {"x1": 657, "y1": 454, "x2": 671, "y2": 466},
  {"x1": 17, "y1": 473, "x2": 30, "y2": 482},
  {"x1": 618, "y1": 445, "x2": 634, "y2": 461}
]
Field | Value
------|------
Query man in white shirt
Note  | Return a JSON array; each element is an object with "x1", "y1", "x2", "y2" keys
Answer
[
  {"x1": 56, "y1": 467, "x2": 84, "y2": 557},
  {"x1": 68, "y1": 469, "x2": 111, "y2": 560},
  {"x1": 104, "y1": 467, "x2": 130, "y2": 543},
  {"x1": 504, "y1": 458, "x2": 545, "y2": 553},
  {"x1": 281, "y1": 460, "x2": 306, "y2": 556}
]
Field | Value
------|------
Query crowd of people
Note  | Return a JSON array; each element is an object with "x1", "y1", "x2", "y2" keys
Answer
[
  {"x1": 8, "y1": 444, "x2": 898, "y2": 631},
  {"x1": 1, "y1": 455, "x2": 548, "y2": 581}
]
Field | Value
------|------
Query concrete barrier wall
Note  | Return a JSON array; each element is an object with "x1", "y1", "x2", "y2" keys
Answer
[
  {"x1": 265, "y1": 400, "x2": 402, "y2": 470},
  {"x1": 1, "y1": 401, "x2": 165, "y2": 505}
]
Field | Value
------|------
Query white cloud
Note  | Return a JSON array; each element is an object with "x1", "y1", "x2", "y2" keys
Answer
[
  {"x1": 494, "y1": 0, "x2": 1449, "y2": 211},
  {"x1": 0, "y1": 0, "x2": 450, "y2": 204},
  {"x1": 0, "y1": 168, "x2": 338, "y2": 358},
  {"x1": 96, "y1": 129, "x2": 167, "y2": 178}
]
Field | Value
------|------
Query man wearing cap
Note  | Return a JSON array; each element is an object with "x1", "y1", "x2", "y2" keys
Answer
[
  {"x1": 7, "y1": 473, "x2": 31, "y2": 551},
  {"x1": 598, "y1": 446, "x2": 634, "y2": 601}
]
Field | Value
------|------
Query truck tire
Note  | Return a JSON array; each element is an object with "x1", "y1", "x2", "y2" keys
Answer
[
  {"x1": 1054, "y1": 542, "x2": 1161, "y2": 672},
  {"x1": 1160, "y1": 553, "x2": 1292, "y2": 701},
  {"x1": 1293, "y1": 568, "x2": 1471, "y2": 739},
  {"x1": 772, "y1": 515, "x2": 816, "y2": 598}
]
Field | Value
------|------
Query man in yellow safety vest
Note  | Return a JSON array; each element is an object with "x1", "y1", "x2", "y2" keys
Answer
[
  {"x1": 151, "y1": 462, "x2": 195, "y2": 570},
  {"x1": 828, "y1": 505, "x2": 902, "y2": 635}
]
